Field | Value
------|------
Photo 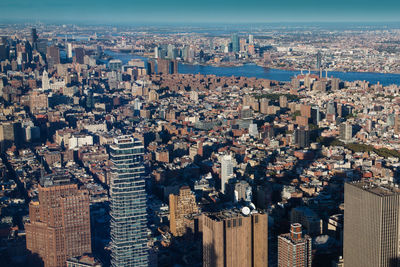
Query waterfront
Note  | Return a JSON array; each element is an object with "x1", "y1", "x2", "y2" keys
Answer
[{"x1": 104, "y1": 51, "x2": 400, "y2": 86}]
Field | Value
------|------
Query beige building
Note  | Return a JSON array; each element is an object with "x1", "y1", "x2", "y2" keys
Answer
[
  {"x1": 344, "y1": 181, "x2": 400, "y2": 267},
  {"x1": 202, "y1": 210, "x2": 268, "y2": 267},
  {"x1": 169, "y1": 186, "x2": 199, "y2": 236}
]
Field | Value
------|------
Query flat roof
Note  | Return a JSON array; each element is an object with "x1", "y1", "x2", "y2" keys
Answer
[{"x1": 348, "y1": 181, "x2": 400, "y2": 197}]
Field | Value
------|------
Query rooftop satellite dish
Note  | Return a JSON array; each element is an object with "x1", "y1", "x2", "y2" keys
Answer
[{"x1": 241, "y1": 206, "x2": 250, "y2": 216}]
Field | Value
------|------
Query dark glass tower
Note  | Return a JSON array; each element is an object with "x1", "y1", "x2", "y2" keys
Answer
[
  {"x1": 110, "y1": 136, "x2": 148, "y2": 267},
  {"x1": 231, "y1": 33, "x2": 240, "y2": 53}
]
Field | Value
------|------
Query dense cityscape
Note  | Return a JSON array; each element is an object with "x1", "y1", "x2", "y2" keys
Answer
[{"x1": 1, "y1": 14, "x2": 400, "y2": 267}]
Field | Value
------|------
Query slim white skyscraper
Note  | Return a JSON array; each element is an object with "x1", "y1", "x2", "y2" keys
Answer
[
  {"x1": 221, "y1": 155, "x2": 233, "y2": 194},
  {"x1": 110, "y1": 135, "x2": 148, "y2": 267},
  {"x1": 67, "y1": 43, "x2": 73, "y2": 59}
]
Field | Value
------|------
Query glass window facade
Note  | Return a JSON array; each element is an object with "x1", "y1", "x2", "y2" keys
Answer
[{"x1": 110, "y1": 136, "x2": 148, "y2": 267}]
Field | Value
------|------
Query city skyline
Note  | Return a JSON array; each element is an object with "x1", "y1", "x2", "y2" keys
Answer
[
  {"x1": 1, "y1": 0, "x2": 400, "y2": 24},
  {"x1": 1, "y1": 2, "x2": 400, "y2": 266}
]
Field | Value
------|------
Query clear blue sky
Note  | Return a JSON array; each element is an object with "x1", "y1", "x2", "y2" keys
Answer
[{"x1": 1, "y1": 0, "x2": 399, "y2": 24}]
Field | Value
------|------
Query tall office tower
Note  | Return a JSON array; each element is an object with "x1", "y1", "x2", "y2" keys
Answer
[
  {"x1": 316, "y1": 51, "x2": 322, "y2": 71},
  {"x1": 278, "y1": 223, "x2": 312, "y2": 267},
  {"x1": 67, "y1": 43, "x2": 73, "y2": 59},
  {"x1": 110, "y1": 136, "x2": 148, "y2": 267},
  {"x1": 231, "y1": 33, "x2": 240, "y2": 53},
  {"x1": 294, "y1": 126, "x2": 310, "y2": 149},
  {"x1": 31, "y1": 28, "x2": 38, "y2": 49},
  {"x1": 220, "y1": 155, "x2": 233, "y2": 194},
  {"x1": 169, "y1": 186, "x2": 199, "y2": 237},
  {"x1": 25, "y1": 172, "x2": 91, "y2": 267},
  {"x1": 74, "y1": 47, "x2": 85, "y2": 64},
  {"x1": 311, "y1": 106, "x2": 320, "y2": 125},
  {"x1": 344, "y1": 181, "x2": 400, "y2": 267},
  {"x1": 202, "y1": 210, "x2": 268, "y2": 267},
  {"x1": 339, "y1": 122, "x2": 353, "y2": 141},
  {"x1": 0, "y1": 44, "x2": 8, "y2": 61},
  {"x1": 46, "y1": 45, "x2": 60, "y2": 68}
]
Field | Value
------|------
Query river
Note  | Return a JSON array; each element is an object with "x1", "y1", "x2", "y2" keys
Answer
[{"x1": 103, "y1": 50, "x2": 400, "y2": 86}]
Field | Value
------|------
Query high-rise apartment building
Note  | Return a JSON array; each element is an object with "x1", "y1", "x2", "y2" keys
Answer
[
  {"x1": 169, "y1": 186, "x2": 199, "y2": 237},
  {"x1": 294, "y1": 126, "x2": 310, "y2": 149},
  {"x1": 157, "y1": 58, "x2": 170, "y2": 74},
  {"x1": 278, "y1": 223, "x2": 312, "y2": 267},
  {"x1": 339, "y1": 122, "x2": 353, "y2": 141},
  {"x1": 202, "y1": 210, "x2": 268, "y2": 267},
  {"x1": 311, "y1": 106, "x2": 320, "y2": 125},
  {"x1": 344, "y1": 181, "x2": 400, "y2": 267},
  {"x1": 110, "y1": 136, "x2": 148, "y2": 267},
  {"x1": 279, "y1": 95, "x2": 288, "y2": 108},
  {"x1": 157, "y1": 59, "x2": 178, "y2": 74},
  {"x1": 220, "y1": 155, "x2": 233, "y2": 194},
  {"x1": 25, "y1": 172, "x2": 91, "y2": 267}
]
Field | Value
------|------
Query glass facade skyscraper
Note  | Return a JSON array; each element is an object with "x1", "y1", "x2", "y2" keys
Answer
[
  {"x1": 110, "y1": 135, "x2": 148, "y2": 267},
  {"x1": 231, "y1": 33, "x2": 240, "y2": 53}
]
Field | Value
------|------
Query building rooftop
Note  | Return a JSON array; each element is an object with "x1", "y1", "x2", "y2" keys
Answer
[{"x1": 348, "y1": 181, "x2": 400, "y2": 196}]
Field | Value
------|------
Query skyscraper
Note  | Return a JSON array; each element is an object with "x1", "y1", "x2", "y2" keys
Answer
[
  {"x1": 311, "y1": 106, "x2": 320, "y2": 125},
  {"x1": 157, "y1": 58, "x2": 170, "y2": 74},
  {"x1": 220, "y1": 155, "x2": 233, "y2": 194},
  {"x1": 202, "y1": 210, "x2": 268, "y2": 267},
  {"x1": 294, "y1": 126, "x2": 310, "y2": 149},
  {"x1": 156, "y1": 58, "x2": 178, "y2": 74},
  {"x1": 46, "y1": 45, "x2": 60, "y2": 68},
  {"x1": 110, "y1": 136, "x2": 148, "y2": 267},
  {"x1": 339, "y1": 122, "x2": 353, "y2": 141},
  {"x1": 67, "y1": 43, "x2": 73, "y2": 59},
  {"x1": 169, "y1": 186, "x2": 199, "y2": 237},
  {"x1": 231, "y1": 33, "x2": 240, "y2": 53},
  {"x1": 74, "y1": 47, "x2": 85, "y2": 64},
  {"x1": 316, "y1": 51, "x2": 322, "y2": 70},
  {"x1": 344, "y1": 181, "x2": 400, "y2": 267},
  {"x1": 31, "y1": 28, "x2": 38, "y2": 49},
  {"x1": 25, "y1": 172, "x2": 91, "y2": 267},
  {"x1": 278, "y1": 223, "x2": 312, "y2": 267}
]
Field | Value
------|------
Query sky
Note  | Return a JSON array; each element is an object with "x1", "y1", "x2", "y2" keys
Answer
[{"x1": 1, "y1": 0, "x2": 400, "y2": 24}]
